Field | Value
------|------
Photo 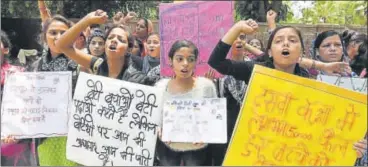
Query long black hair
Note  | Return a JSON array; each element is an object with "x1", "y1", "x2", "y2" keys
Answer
[
  {"x1": 1, "y1": 29, "x2": 12, "y2": 53},
  {"x1": 350, "y1": 41, "x2": 367, "y2": 76}
]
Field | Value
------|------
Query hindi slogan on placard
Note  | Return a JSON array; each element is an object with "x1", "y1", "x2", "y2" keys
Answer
[
  {"x1": 223, "y1": 65, "x2": 368, "y2": 166},
  {"x1": 1, "y1": 71, "x2": 72, "y2": 139},
  {"x1": 162, "y1": 98, "x2": 227, "y2": 143},
  {"x1": 66, "y1": 72, "x2": 164, "y2": 166}
]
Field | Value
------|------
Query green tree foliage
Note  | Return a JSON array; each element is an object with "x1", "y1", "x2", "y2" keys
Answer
[
  {"x1": 1, "y1": 1, "x2": 40, "y2": 18},
  {"x1": 1, "y1": 0, "x2": 168, "y2": 20},
  {"x1": 235, "y1": 0, "x2": 289, "y2": 22},
  {"x1": 282, "y1": 1, "x2": 367, "y2": 25}
]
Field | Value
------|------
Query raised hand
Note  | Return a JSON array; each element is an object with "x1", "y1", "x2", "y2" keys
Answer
[
  {"x1": 123, "y1": 12, "x2": 137, "y2": 22},
  {"x1": 1, "y1": 135, "x2": 18, "y2": 144},
  {"x1": 113, "y1": 12, "x2": 124, "y2": 24},
  {"x1": 236, "y1": 19, "x2": 258, "y2": 35},
  {"x1": 84, "y1": 9, "x2": 108, "y2": 25},
  {"x1": 204, "y1": 69, "x2": 216, "y2": 80},
  {"x1": 267, "y1": 9, "x2": 277, "y2": 23},
  {"x1": 322, "y1": 62, "x2": 352, "y2": 76}
]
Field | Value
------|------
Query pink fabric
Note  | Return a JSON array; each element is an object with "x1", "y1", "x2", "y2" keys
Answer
[
  {"x1": 1, "y1": 61, "x2": 27, "y2": 166},
  {"x1": 1, "y1": 140, "x2": 36, "y2": 166},
  {"x1": 1, "y1": 60, "x2": 24, "y2": 86},
  {"x1": 159, "y1": 1, "x2": 234, "y2": 78},
  {"x1": 360, "y1": 68, "x2": 367, "y2": 78},
  {"x1": 1, "y1": 143, "x2": 27, "y2": 156}
]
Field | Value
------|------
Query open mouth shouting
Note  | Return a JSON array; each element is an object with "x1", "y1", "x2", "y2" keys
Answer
[
  {"x1": 281, "y1": 49, "x2": 290, "y2": 57},
  {"x1": 108, "y1": 43, "x2": 117, "y2": 51},
  {"x1": 148, "y1": 48, "x2": 155, "y2": 53},
  {"x1": 234, "y1": 42, "x2": 243, "y2": 51},
  {"x1": 180, "y1": 69, "x2": 189, "y2": 74}
]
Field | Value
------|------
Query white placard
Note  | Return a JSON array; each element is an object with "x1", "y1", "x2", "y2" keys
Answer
[
  {"x1": 1, "y1": 71, "x2": 72, "y2": 139},
  {"x1": 66, "y1": 72, "x2": 164, "y2": 166},
  {"x1": 162, "y1": 98, "x2": 227, "y2": 143},
  {"x1": 317, "y1": 75, "x2": 367, "y2": 94}
]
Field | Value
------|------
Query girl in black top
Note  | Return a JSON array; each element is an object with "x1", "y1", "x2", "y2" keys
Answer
[
  {"x1": 209, "y1": 19, "x2": 351, "y2": 84},
  {"x1": 208, "y1": 19, "x2": 358, "y2": 165},
  {"x1": 56, "y1": 10, "x2": 151, "y2": 85}
]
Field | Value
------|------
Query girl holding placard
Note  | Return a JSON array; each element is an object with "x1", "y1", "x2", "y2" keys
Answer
[{"x1": 155, "y1": 40, "x2": 218, "y2": 166}]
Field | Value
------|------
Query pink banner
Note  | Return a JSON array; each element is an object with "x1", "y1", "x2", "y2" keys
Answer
[{"x1": 159, "y1": 1, "x2": 234, "y2": 78}]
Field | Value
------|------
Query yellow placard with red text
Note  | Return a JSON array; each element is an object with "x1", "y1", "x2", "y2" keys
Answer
[{"x1": 223, "y1": 65, "x2": 367, "y2": 166}]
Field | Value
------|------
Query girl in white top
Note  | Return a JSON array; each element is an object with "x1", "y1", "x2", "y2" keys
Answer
[{"x1": 155, "y1": 40, "x2": 217, "y2": 165}]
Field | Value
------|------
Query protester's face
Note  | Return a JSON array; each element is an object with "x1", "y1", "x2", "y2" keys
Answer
[
  {"x1": 147, "y1": 35, "x2": 160, "y2": 57},
  {"x1": 131, "y1": 40, "x2": 141, "y2": 56},
  {"x1": 46, "y1": 21, "x2": 69, "y2": 54},
  {"x1": 0, "y1": 42, "x2": 9, "y2": 63},
  {"x1": 89, "y1": 36, "x2": 105, "y2": 57},
  {"x1": 90, "y1": 28, "x2": 98, "y2": 36},
  {"x1": 318, "y1": 35, "x2": 343, "y2": 62},
  {"x1": 347, "y1": 41, "x2": 363, "y2": 60},
  {"x1": 232, "y1": 33, "x2": 246, "y2": 58},
  {"x1": 171, "y1": 47, "x2": 196, "y2": 79},
  {"x1": 249, "y1": 39, "x2": 262, "y2": 50},
  {"x1": 136, "y1": 19, "x2": 148, "y2": 38},
  {"x1": 269, "y1": 28, "x2": 302, "y2": 68},
  {"x1": 74, "y1": 34, "x2": 85, "y2": 50},
  {"x1": 105, "y1": 28, "x2": 129, "y2": 59}
]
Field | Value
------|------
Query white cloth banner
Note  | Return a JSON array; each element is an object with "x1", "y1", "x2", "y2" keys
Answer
[
  {"x1": 66, "y1": 72, "x2": 164, "y2": 166},
  {"x1": 162, "y1": 98, "x2": 227, "y2": 143},
  {"x1": 317, "y1": 75, "x2": 367, "y2": 94},
  {"x1": 1, "y1": 71, "x2": 72, "y2": 139}
]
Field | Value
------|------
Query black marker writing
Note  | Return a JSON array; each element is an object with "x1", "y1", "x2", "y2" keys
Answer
[
  {"x1": 105, "y1": 87, "x2": 134, "y2": 110},
  {"x1": 133, "y1": 131, "x2": 146, "y2": 147},
  {"x1": 117, "y1": 110, "x2": 129, "y2": 124},
  {"x1": 120, "y1": 146, "x2": 135, "y2": 162},
  {"x1": 135, "y1": 149, "x2": 152, "y2": 166},
  {"x1": 97, "y1": 125, "x2": 112, "y2": 139},
  {"x1": 72, "y1": 138, "x2": 99, "y2": 154},
  {"x1": 98, "y1": 153, "x2": 113, "y2": 166},
  {"x1": 129, "y1": 113, "x2": 158, "y2": 135},
  {"x1": 100, "y1": 145, "x2": 119, "y2": 157},
  {"x1": 74, "y1": 99, "x2": 95, "y2": 114},
  {"x1": 113, "y1": 130, "x2": 129, "y2": 145},
  {"x1": 85, "y1": 79, "x2": 103, "y2": 101},
  {"x1": 135, "y1": 90, "x2": 158, "y2": 117},
  {"x1": 73, "y1": 114, "x2": 95, "y2": 137},
  {"x1": 97, "y1": 104, "x2": 116, "y2": 120}
]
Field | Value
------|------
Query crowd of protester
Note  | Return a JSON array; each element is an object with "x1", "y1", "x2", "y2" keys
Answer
[{"x1": 1, "y1": 1, "x2": 367, "y2": 166}]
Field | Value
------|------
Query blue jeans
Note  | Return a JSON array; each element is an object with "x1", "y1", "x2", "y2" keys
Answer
[{"x1": 156, "y1": 139, "x2": 208, "y2": 166}]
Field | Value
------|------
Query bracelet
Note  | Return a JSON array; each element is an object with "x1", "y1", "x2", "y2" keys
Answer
[{"x1": 311, "y1": 60, "x2": 316, "y2": 69}]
